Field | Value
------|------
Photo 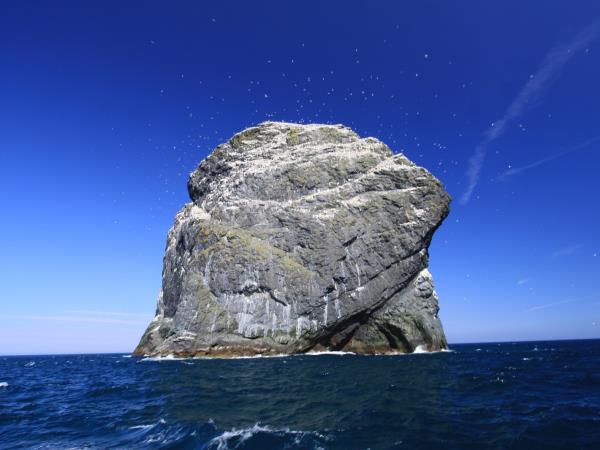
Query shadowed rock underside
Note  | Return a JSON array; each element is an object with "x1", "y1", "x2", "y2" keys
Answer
[{"x1": 134, "y1": 122, "x2": 450, "y2": 357}]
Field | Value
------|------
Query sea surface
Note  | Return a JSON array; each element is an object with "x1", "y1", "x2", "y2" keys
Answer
[{"x1": 0, "y1": 340, "x2": 599, "y2": 449}]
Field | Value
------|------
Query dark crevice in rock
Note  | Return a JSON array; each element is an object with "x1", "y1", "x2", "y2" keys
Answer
[
  {"x1": 309, "y1": 312, "x2": 368, "y2": 352},
  {"x1": 323, "y1": 285, "x2": 335, "y2": 295},
  {"x1": 330, "y1": 322, "x2": 363, "y2": 351},
  {"x1": 342, "y1": 235, "x2": 358, "y2": 247},
  {"x1": 267, "y1": 290, "x2": 288, "y2": 307},
  {"x1": 366, "y1": 246, "x2": 427, "y2": 283},
  {"x1": 376, "y1": 322, "x2": 413, "y2": 353},
  {"x1": 304, "y1": 269, "x2": 424, "y2": 353},
  {"x1": 326, "y1": 248, "x2": 425, "y2": 303},
  {"x1": 236, "y1": 285, "x2": 289, "y2": 307},
  {"x1": 412, "y1": 319, "x2": 433, "y2": 347}
]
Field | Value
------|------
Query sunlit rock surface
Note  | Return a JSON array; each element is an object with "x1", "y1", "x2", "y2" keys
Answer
[{"x1": 134, "y1": 122, "x2": 450, "y2": 357}]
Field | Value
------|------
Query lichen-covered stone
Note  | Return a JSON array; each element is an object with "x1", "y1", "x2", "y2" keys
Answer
[{"x1": 134, "y1": 122, "x2": 450, "y2": 357}]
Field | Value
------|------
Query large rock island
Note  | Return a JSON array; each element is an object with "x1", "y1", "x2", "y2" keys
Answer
[{"x1": 134, "y1": 122, "x2": 450, "y2": 357}]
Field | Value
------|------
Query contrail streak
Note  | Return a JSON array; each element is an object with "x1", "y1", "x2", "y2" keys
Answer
[{"x1": 461, "y1": 21, "x2": 600, "y2": 204}]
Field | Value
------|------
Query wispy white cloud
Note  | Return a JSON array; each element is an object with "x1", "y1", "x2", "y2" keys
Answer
[
  {"x1": 498, "y1": 135, "x2": 600, "y2": 181},
  {"x1": 552, "y1": 244, "x2": 583, "y2": 258},
  {"x1": 525, "y1": 298, "x2": 578, "y2": 312},
  {"x1": 461, "y1": 21, "x2": 600, "y2": 204},
  {"x1": 517, "y1": 277, "x2": 532, "y2": 285}
]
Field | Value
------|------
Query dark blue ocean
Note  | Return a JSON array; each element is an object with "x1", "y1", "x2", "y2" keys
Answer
[{"x1": 1, "y1": 340, "x2": 599, "y2": 449}]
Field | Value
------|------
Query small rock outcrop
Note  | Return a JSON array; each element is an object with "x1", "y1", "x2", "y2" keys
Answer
[{"x1": 134, "y1": 122, "x2": 450, "y2": 357}]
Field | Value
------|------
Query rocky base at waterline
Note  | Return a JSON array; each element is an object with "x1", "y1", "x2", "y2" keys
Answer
[{"x1": 134, "y1": 122, "x2": 450, "y2": 357}]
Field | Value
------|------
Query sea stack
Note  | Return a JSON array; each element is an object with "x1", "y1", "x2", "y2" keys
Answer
[{"x1": 134, "y1": 122, "x2": 450, "y2": 357}]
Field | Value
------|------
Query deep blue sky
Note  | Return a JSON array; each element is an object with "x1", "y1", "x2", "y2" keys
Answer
[{"x1": 1, "y1": 1, "x2": 599, "y2": 355}]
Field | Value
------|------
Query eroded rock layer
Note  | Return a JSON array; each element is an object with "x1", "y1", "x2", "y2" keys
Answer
[{"x1": 134, "y1": 122, "x2": 450, "y2": 357}]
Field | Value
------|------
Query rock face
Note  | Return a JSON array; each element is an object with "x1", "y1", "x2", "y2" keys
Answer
[{"x1": 134, "y1": 122, "x2": 450, "y2": 357}]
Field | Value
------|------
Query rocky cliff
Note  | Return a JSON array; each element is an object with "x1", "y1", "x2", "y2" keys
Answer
[{"x1": 134, "y1": 122, "x2": 450, "y2": 357}]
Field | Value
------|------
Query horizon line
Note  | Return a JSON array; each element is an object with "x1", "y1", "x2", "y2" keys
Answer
[{"x1": 1, "y1": 337, "x2": 598, "y2": 357}]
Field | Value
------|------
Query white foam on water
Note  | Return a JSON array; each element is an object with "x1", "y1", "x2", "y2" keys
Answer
[
  {"x1": 138, "y1": 347, "x2": 451, "y2": 361},
  {"x1": 305, "y1": 347, "x2": 455, "y2": 357},
  {"x1": 25, "y1": 361, "x2": 35, "y2": 367},
  {"x1": 122, "y1": 354, "x2": 132, "y2": 358},
  {"x1": 408, "y1": 346, "x2": 454, "y2": 355},
  {"x1": 304, "y1": 351, "x2": 356, "y2": 356},
  {"x1": 411, "y1": 345, "x2": 430, "y2": 354},
  {"x1": 206, "y1": 424, "x2": 326, "y2": 450},
  {"x1": 192, "y1": 353, "x2": 289, "y2": 360},
  {"x1": 130, "y1": 424, "x2": 153, "y2": 430},
  {"x1": 141, "y1": 353, "x2": 291, "y2": 361},
  {"x1": 140, "y1": 354, "x2": 182, "y2": 362},
  {"x1": 229, "y1": 354, "x2": 289, "y2": 360},
  {"x1": 130, "y1": 418, "x2": 166, "y2": 430},
  {"x1": 209, "y1": 424, "x2": 269, "y2": 449},
  {"x1": 0, "y1": 382, "x2": 8, "y2": 388}
]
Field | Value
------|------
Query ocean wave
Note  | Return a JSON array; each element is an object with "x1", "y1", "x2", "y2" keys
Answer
[
  {"x1": 305, "y1": 347, "x2": 454, "y2": 357},
  {"x1": 129, "y1": 419, "x2": 166, "y2": 430},
  {"x1": 137, "y1": 348, "x2": 455, "y2": 361},
  {"x1": 123, "y1": 418, "x2": 204, "y2": 446},
  {"x1": 122, "y1": 419, "x2": 328, "y2": 449},
  {"x1": 412, "y1": 345, "x2": 429, "y2": 354},
  {"x1": 0, "y1": 382, "x2": 8, "y2": 388},
  {"x1": 211, "y1": 354, "x2": 290, "y2": 360},
  {"x1": 139, "y1": 354, "x2": 182, "y2": 362},
  {"x1": 129, "y1": 424, "x2": 154, "y2": 430},
  {"x1": 360, "y1": 346, "x2": 453, "y2": 356},
  {"x1": 410, "y1": 346, "x2": 455, "y2": 355},
  {"x1": 304, "y1": 351, "x2": 356, "y2": 356},
  {"x1": 206, "y1": 424, "x2": 328, "y2": 450},
  {"x1": 140, "y1": 353, "x2": 291, "y2": 361}
]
